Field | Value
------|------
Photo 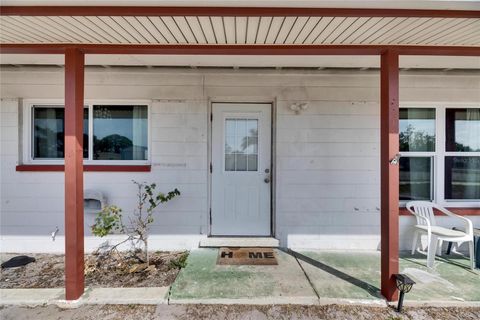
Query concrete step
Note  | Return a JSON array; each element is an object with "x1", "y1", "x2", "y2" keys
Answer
[{"x1": 199, "y1": 237, "x2": 279, "y2": 248}]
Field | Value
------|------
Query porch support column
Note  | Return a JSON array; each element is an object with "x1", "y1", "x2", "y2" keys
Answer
[
  {"x1": 380, "y1": 49, "x2": 400, "y2": 302},
  {"x1": 64, "y1": 48, "x2": 85, "y2": 300}
]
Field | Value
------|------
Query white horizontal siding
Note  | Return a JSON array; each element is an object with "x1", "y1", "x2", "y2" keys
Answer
[{"x1": 1, "y1": 67, "x2": 479, "y2": 252}]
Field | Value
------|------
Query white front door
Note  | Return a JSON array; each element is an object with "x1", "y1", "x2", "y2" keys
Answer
[{"x1": 211, "y1": 103, "x2": 272, "y2": 236}]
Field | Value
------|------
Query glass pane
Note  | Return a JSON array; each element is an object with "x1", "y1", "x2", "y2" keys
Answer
[
  {"x1": 33, "y1": 107, "x2": 88, "y2": 159},
  {"x1": 225, "y1": 154, "x2": 235, "y2": 171},
  {"x1": 93, "y1": 105, "x2": 148, "y2": 160},
  {"x1": 247, "y1": 154, "x2": 258, "y2": 171},
  {"x1": 399, "y1": 108, "x2": 435, "y2": 152},
  {"x1": 399, "y1": 157, "x2": 432, "y2": 201},
  {"x1": 445, "y1": 156, "x2": 480, "y2": 200},
  {"x1": 446, "y1": 108, "x2": 480, "y2": 152},
  {"x1": 224, "y1": 118, "x2": 258, "y2": 172},
  {"x1": 236, "y1": 154, "x2": 247, "y2": 171}
]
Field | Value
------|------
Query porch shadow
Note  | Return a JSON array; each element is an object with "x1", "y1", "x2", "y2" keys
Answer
[{"x1": 279, "y1": 248, "x2": 382, "y2": 299}]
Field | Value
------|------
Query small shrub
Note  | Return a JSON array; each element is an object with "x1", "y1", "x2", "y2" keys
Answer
[{"x1": 169, "y1": 252, "x2": 189, "y2": 269}]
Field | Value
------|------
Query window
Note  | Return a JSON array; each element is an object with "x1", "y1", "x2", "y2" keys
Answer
[
  {"x1": 399, "y1": 106, "x2": 480, "y2": 206},
  {"x1": 444, "y1": 108, "x2": 480, "y2": 200},
  {"x1": 399, "y1": 108, "x2": 435, "y2": 201},
  {"x1": 33, "y1": 106, "x2": 89, "y2": 159},
  {"x1": 93, "y1": 105, "x2": 148, "y2": 161},
  {"x1": 28, "y1": 103, "x2": 149, "y2": 163},
  {"x1": 225, "y1": 119, "x2": 258, "y2": 171}
]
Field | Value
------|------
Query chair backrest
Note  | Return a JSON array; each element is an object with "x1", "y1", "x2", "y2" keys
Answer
[{"x1": 406, "y1": 201, "x2": 436, "y2": 226}]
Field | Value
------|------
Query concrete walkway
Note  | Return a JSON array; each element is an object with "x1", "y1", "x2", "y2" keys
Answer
[{"x1": 1, "y1": 248, "x2": 479, "y2": 308}]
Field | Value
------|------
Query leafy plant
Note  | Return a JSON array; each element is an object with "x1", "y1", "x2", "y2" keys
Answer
[
  {"x1": 169, "y1": 251, "x2": 189, "y2": 269},
  {"x1": 91, "y1": 180, "x2": 180, "y2": 264}
]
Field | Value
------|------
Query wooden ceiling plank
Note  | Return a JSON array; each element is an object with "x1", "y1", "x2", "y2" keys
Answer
[
  {"x1": 136, "y1": 16, "x2": 169, "y2": 44},
  {"x1": 210, "y1": 16, "x2": 226, "y2": 44},
  {"x1": 147, "y1": 17, "x2": 176, "y2": 43},
  {"x1": 423, "y1": 19, "x2": 479, "y2": 45},
  {"x1": 385, "y1": 18, "x2": 432, "y2": 44},
  {"x1": 343, "y1": 17, "x2": 383, "y2": 44},
  {"x1": 246, "y1": 16, "x2": 260, "y2": 44},
  {"x1": 331, "y1": 17, "x2": 366, "y2": 44},
  {"x1": 2, "y1": 16, "x2": 55, "y2": 43},
  {"x1": 355, "y1": 18, "x2": 399, "y2": 43},
  {"x1": 264, "y1": 16, "x2": 283, "y2": 44},
  {"x1": 301, "y1": 17, "x2": 329, "y2": 44},
  {"x1": 236, "y1": 16, "x2": 248, "y2": 44},
  {"x1": 73, "y1": 16, "x2": 119, "y2": 43},
  {"x1": 367, "y1": 17, "x2": 411, "y2": 44},
  {"x1": 23, "y1": 16, "x2": 77, "y2": 43},
  {"x1": 197, "y1": 17, "x2": 216, "y2": 44},
  {"x1": 67, "y1": 17, "x2": 107, "y2": 43},
  {"x1": 185, "y1": 16, "x2": 206, "y2": 44},
  {"x1": 324, "y1": 17, "x2": 359, "y2": 44},
  {"x1": 255, "y1": 16, "x2": 272, "y2": 44},
  {"x1": 96, "y1": 16, "x2": 134, "y2": 43},
  {"x1": 173, "y1": 16, "x2": 197, "y2": 43},
  {"x1": 274, "y1": 16, "x2": 297, "y2": 44},
  {"x1": 401, "y1": 18, "x2": 450, "y2": 44}
]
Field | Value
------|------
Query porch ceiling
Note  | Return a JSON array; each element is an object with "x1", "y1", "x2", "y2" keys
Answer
[{"x1": 1, "y1": 14, "x2": 479, "y2": 47}]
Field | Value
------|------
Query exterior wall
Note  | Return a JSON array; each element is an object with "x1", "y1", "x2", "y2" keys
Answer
[{"x1": 1, "y1": 66, "x2": 479, "y2": 252}]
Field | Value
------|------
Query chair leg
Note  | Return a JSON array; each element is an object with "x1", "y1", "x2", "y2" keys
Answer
[
  {"x1": 411, "y1": 231, "x2": 419, "y2": 255},
  {"x1": 468, "y1": 241, "x2": 475, "y2": 270},
  {"x1": 437, "y1": 239, "x2": 443, "y2": 256},
  {"x1": 427, "y1": 235, "x2": 438, "y2": 268}
]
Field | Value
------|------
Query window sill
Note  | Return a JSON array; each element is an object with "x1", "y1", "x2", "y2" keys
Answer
[
  {"x1": 16, "y1": 164, "x2": 151, "y2": 172},
  {"x1": 399, "y1": 207, "x2": 480, "y2": 216}
]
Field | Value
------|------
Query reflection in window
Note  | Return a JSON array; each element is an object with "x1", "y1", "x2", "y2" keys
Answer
[
  {"x1": 399, "y1": 157, "x2": 432, "y2": 201},
  {"x1": 445, "y1": 157, "x2": 480, "y2": 200},
  {"x1": 446, "y1": 108, "x2": 480, "y2": 152},
  {"x1": 93, "y1": 105, "x2": 148, "y2": 160},
  {"x1": 33, "y1": 106, "x2": 88, "y2": 159},
  {"x1": 399, "y1": 108, "x2": 435, "y2": 152},
  {"x1": 225, "y1": 119, "x2": 258, "y2": 171}
]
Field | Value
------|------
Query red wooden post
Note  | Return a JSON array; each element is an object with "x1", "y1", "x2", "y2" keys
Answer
[
  {"x1": 380, "y1": 49, "x2": 400, "y2": 302},
  {"x1": 64, "y1": 48, "x2": 85, "y2": 300}
]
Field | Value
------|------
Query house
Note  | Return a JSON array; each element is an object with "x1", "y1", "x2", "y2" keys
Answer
[{"x1": 0, "y1": 1, "x2": 479, "y2": 302}]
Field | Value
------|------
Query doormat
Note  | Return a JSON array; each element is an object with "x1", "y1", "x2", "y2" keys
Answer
[{"x1": 217, "y1": 247, "x2": 278, "y2": 265}]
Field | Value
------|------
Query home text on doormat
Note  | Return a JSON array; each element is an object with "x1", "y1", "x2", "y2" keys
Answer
[{"x1": 217, "y1": 247, "x2": 278, "y2": 265}]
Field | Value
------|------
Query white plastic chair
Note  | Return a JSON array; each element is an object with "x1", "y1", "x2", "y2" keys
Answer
[{"x1": 406, "y1": 201, "x2": 475, "y2": 269}]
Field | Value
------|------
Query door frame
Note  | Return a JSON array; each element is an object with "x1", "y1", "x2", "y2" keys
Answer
[{"x1": 207, "y1": 99, "x2": 277, "y2": 237}]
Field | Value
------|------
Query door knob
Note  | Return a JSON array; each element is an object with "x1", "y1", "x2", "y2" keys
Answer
[{"x1": 264, "y1": 178, "x2": 270, "y2": 183}]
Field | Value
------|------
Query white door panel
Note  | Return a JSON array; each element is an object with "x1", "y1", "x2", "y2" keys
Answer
[{"x1": 211, "y1": 103, "x2": 272, "y2": 236}]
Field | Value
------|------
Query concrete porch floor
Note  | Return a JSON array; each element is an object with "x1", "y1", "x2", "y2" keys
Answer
[{"x1": 169, "y1": 248, "x2": 480, "y2": 304}]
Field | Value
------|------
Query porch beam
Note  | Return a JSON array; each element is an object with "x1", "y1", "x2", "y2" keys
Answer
[
  {"x1": 380, "y1": 50, "x2": 400, "y2": 302},
  {"x1": 64, "y1": 47, "x2": 85, "y2": 301},
  {"x1": 1, "y1": 6, "x2": 479, "y2": 18},
  {"x1": 1, "y1": 44, "x2": 480, "y2": 56}
]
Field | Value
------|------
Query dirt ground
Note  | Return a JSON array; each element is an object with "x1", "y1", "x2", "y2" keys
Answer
[
  {"x1": 0, "y1": 304, "x2": 479, "y2": 320},
  {"x1": 0, "y1": 251, "x2": 187, "y2": 288}
]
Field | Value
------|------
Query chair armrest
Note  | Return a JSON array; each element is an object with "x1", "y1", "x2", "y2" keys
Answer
[{"x1": 437, "y1": 207, "x2": 474, "y2": 236}]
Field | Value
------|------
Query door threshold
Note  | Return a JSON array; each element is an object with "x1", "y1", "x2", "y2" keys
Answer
[{"x1": 199, "y1": 237, "x2": 279, "y2": 248}]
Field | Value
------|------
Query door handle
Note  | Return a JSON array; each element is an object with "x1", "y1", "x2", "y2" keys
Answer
[{"x1": 264, "y1": 177, "x2": 270, "y2": 183}]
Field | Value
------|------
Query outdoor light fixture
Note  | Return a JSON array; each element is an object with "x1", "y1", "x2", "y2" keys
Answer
[
  {"x1": 289, "y1": 102, "x2": 308, "y2": 114},
  {"x1": 394, "y1": 274, "x2": 415, "y2": 312}
]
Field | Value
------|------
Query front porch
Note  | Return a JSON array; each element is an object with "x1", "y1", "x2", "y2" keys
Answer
[{"x1": 170, "y1": 248, "x2": 480, "y2": 304}]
